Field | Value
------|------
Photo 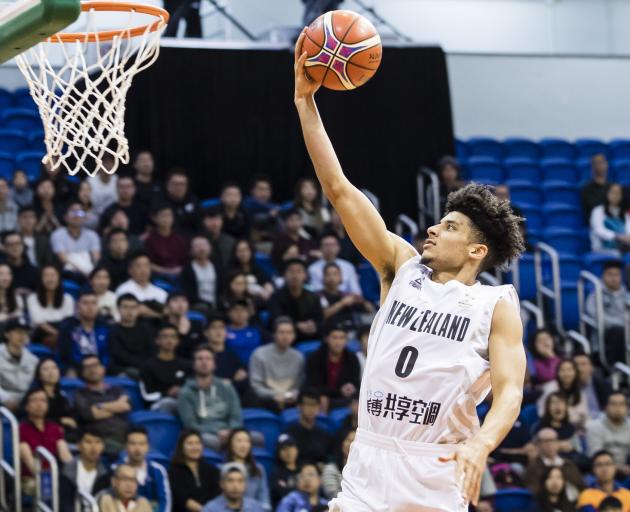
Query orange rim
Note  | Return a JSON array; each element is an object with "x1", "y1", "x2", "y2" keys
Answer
[{"x1": 49, "y1": 1, "x2": 170, "y2": 43}]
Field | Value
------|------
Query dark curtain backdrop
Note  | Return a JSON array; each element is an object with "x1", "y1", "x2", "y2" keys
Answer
[{"x1": 125, "y1": 45, "x2": 454, "y2": 225}]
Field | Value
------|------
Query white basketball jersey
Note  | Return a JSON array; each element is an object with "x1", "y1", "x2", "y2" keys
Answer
[{"x1": 359, "y1": 255, "x2": 520, "y2": 444}]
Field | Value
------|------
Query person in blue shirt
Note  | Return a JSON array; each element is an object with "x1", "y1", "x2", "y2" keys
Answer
[
  {"x1": 57, "y1": 290, "x2": 110, "y2": 376},
  {"x1": 276, "y1": 463, "x2": 328, "y2": 512},
  {"x1": 121, "y1": 426, "x2": 171, "y2": 512},
  {"x1": 202, "y1": 462, "x2": 264, "y2": 512},
  {"x1": 226, "y1": 299, "x2": 263, "y2": 366}
]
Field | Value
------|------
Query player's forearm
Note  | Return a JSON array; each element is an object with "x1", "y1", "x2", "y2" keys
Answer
[
  {"x1": 470, "y1": 386, "x2": 522, "y2": 452},
  {"x1": 295, "y1": 96, "x2": 347, "y2": 202}
]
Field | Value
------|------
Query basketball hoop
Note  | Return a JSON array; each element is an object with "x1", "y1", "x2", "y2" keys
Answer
[{"x1": 14, "y1": 1, "x2": 169, "y2": 176}]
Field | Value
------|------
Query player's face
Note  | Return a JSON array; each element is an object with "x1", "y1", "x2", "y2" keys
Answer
[{"x1": 422, "y1": 212, "x2": 486, "y2": 272}]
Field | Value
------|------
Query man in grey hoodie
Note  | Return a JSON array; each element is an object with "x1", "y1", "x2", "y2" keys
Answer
[{"x1": 177, "y1": 344, "x2": 243, "y2": 450}]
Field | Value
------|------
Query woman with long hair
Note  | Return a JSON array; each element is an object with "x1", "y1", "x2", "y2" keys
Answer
[
  {"x1": 530, "y1": 466, "x2": 575, "y2": 512},
  {"x1": 229, "y1": 239, "x2": 274, "y2": 301},
  {"x1": 88, "y1": 266, "x2": 119, "y2": 321},
  {"x1": 590, "y1": 182, "x2": 630, "y2": 254},
  {"x1": 76, "y1": 181, "x2": 99, "y2": 230},
  {"x1": 535, "y1": 392, "x2": 577, "y2": 455},
  {"x1": 29, "y1": 357, "x2": 76, "y2": 431},
  {"x1": 32, "y1": 178, "x2": 62, "y2": 234},
  {"x1": 537, "y1": 359, "x2": 589, "y2": 429},
  {"x1": 321, "y1": 429, "x2": 355, "y2": 499},
  {"x1": 25, "y1": 265, "x2": 74, "y2": 347},
  {"x1": 220, "y1": 270, "x2": 257, "y2": 314},
  {"x1": 225, "y1": 428, "x2": 271, "y2": 510},
  {"x1": 0, "y1": 263, "x2": 22, "y2": 324},
  {"x1": 529, "y1": 328, "x2": 561, "y2": 385},
  {"x1": 168, "y1": 429, "x2": 221, "y2": 512},
  {"x1": 293, "y1": 177, "x2": 330, "y2": 236}
]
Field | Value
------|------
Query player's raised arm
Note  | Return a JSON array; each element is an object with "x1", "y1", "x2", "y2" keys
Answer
[{"x1": 293, "y1": 29, "x2": 415, "y2": 280}]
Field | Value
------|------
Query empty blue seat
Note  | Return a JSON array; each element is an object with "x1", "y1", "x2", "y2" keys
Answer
[
  {"x1": 0, "y1": 129, "x2": 29, "y2": 153},
  {"x1": 60, "y1": 377, "x2": 84, "y2": 403},
  {"x1": 507, "y1": 182, "x2": 542, "y2": 208},
  {"x1": 519, "y1": 205, "x2": 543, "y2": 232},
  {"x1": 358, "y1": 262, "x2": 379, "y2": 303},
  {"x1": 203, "y1": 449, "x2": 223, "y2": 467},
  {"x1": 62, "y1": 279, "x2": 82, "y2": 299},
  {"x1": 539, "y1": 138, "x2": 576, "y2": 160},
  {"x1": 495, "y1": 489, "x2": 533, "y2": 512},
  {"x1": 466, "y1": 156, "x2": 504, "y2": 184},
  {"x1": 152, "y1": 279, "x2": 174, "y2": 293},
  {"x1": 611, "y1": 159, "x2": 630, "y2": 185},
  {"x1": 129, "y1": 411, "x2": 181, "y2": 457},
  {"x1": 242, "y1": 408, "x2": 282, "y2": 453},
  {"x1": 27, "y1": 344, "x2": 54, "y2": 359},
  {"x1": 558, "y1": 254, "x2": 582, "y2": 281},
  {"x1": 561, "y1": 283, "x2": 579, "y2": 330},
  {"x1": 200, "y1": 197, "x2": 220, "y2": 209},
  {"x1": 187, "y1": 310, "x2": 207, "y2": 327},
  {"x1": 504, "y1": 158, "x2": 541, "y2": 183},
  {"x1": 254, "y1": 252, "x2": 276, "y2": 280},
  {"x1": 541, "y1": 182, "x2": 580, "y2": 208},
  {"x1": 542, "y1": 227, "x2": 585, "y2": 254},
  {"x1": 518, "y1": 404, "x2": 539, "y2": 432},
  {"x1": 1, "y1": 108, "x2": 41, "y2": 132},
  {"x1": 0, "y1": 88, "x2": 13, "y2": 112},
  {"x1": 454, "y1": 138, "x2": 468, "y2": 161},
  {"x1": 576, "y1": 157, "x2": 592, "y2": 183},
  {"x1": 526, "y1": 228, "x2": 542, "y2": 246},
  {"x1": 28, "y1": 130, "x2": 45, "y2": 153},
  {"x1": 12, "y1": 88, "x2": 36, "y2": 110},
  {"x1": 503, "y1": 138, "x2": 540, "y2": 160},
  {"x1": 105, "y1": 376, "x2": 144, "y2": 410},
  {"x1": 252, "y1": 447, "x2": 275, "y2": 477},
  {"x1": 0, "y1": 152, "x2": 13, "y2": 179},
  {"x1": 540, "y1": 158, "x2": 578, "y2": 183},
  {"x1": 515, "y1": 253, "x2": 536, "y2": 301},
  {"x1": 466, "y1": 137, "x2": 503, "y2": 160},
  {"x1": 329, "y1": 407, "x2": 351, "y2": 431},
  {"x1": 575, "y1": 138, "x2": 609, "y2": 159},
  {"x1": 294, "y1": 340, "x2": 321, "y2": 357},
  {"x1": 542, "y1": 203, "x2": 583, "y2": 229},
  {"x1": 15, "y1": 151, "x2": 42, "y2": 182},
  {"x1": 583, "y1": 252, "x2": 614, "y2": 277},
  {"x1": 610, "y1": 139, "x2": 630, "y2": 160}
]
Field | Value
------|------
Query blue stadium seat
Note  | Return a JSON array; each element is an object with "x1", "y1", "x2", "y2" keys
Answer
[
  {"x1": 610, "y1": 139, "x2": 630, "y2": 160},
  {"x1": 2, "y1": 418, "x2": 14, "y2": 466},
  {"x1": 254, "y1": 252, "x2": 276, "y2": 280},
  {"x1": 542, "y1": 228, "x2": 585, "y2": 254},
  {"x1": 476, "y1": 402, "x2": 490, "y2": 423},
  {"x1": 561, "y1": 283, "x2": 580, "y2": 330},
  {"x1": 526, "y1": 228, "x2": 542, "y2": 246},
  {"x1": 0, "y1": 108, "x2": 41, "y2": 132},
  {"x1": 62, "y1": 279, "x2": 82, "y2": 299},
  {"x1": 541, "y1": 182, "x2": 580, "y2": 208},
  {"x1": 540, "y1": 158, "x2": 578, "y2": 184},
  {"x1": 27, "y1": 344, "x2": 54, "y2": 359},
  {"x1": 15, "y1": 151, "x2": 43, "y2": 182},
  {"x1": 346, "y1": 339, "x2": 361, "y2": 353},
  {"x1": 0, "y1": 88, "x2": 13, "y2": 112},
  {"x1": 454, "y1": 138, "x2": 468, "y2": 161},
  {"x1": 515, "y1": 253, "x2": 536, "y2": 302},
  {"x1": 518, "y1": 404, "x2": 539, "y2": 432},
  {"x1": 506, "y1": 182, "x2": 542, "y2": 208},
  {"x1": 576, "y1": 157, "x2": 592, "y2": 183},
  {"x1": 575, "y1": 138, "x2": 609, "y2": 159},
  {"x1": 504, "y1": 158, "x2": 541, "y2": 183},
  {"x1": 152, "y1": 279, "x2": 174, "y2": 293},
  {"x1": 12, "y1": 88, "x2": 36, "y2": 110},
  {"x1": 0, "y1": 151, "x2": 13, "y2": 179},
  {"x1": 281, "y1": 408, "x2": 332, "y2": 431},
  {"x1": 329, "y1": 407, "x2": 351, "y2": 431},
  {"x1": 146, "y1": 450, "x2": 170, "y2": 468},
  {"x1": 203, "y1": 449, "x2": 223, "y2": 467},
  {"x1": 129, "y1": 411, "x2": 182, "y2": 457},
  {"x1": 28, "y1": 130, "x2": 45, "y2": 153},
  {"x1": 466, "y1": 156, "x2": 504, "y2": 184},
  {"x1": 466, "y1": 137, "x2": 503, "y2": 160},
  {"x1": 60, "y1": 377, "x2": 84, "y2": 403},
  {"x1": 503, "y1": 138, "x2": 540, "y2": 160},
  {"x1": 494, "y1": 489, "x2": 533, "y2": 512},
  {"x1": 583, "y1": 252, "x2": 615, "y2": 277},
  {"x1": 358, "y1": 262, "x2": 379, "y2": 303},
  {"x1": 558, "y1": 254, "x2": 582, "y2": 281},
  {"x1": 294, "y1": 340, "x2": 321, "y2": 357},
  {"x1": 519, "y1": 205, "x2": 542, "y2": 232},
  {"x1": 252, "y1": 447, "x2": 275, "y2": 477},
  {"x1": 539, "y1": 138, "x2": 576, "y2": 160},
  {"x1": 187, "y1": 310, "x2": 207, "y2": 327},
  {"x1": 105, "y1": 376, "x2": 144, "y2": 410},
  {"x1": 0, "y1": 129, "x2": 29, "y2": 153},
  {"x1": 242, "y1": 408, "x2": 282, "y2": 453},
  {"x1": 542, "y1": 203, "x2": 583, "y2": 229},
  {"x1": 200, "y1": 197, "x2": 220, "y2": 209},
  {"x1": 611, "y1": 159, "x2": 630, "y2": 186}
]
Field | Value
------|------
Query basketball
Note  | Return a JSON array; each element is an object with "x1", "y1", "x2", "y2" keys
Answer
[{"x1": 301, "y1": 10, "x2": 382, "y2": 91}]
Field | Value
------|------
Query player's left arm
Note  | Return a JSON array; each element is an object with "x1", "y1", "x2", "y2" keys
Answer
[{"x1": 440, "y1": 298, "x2": 525, "y2": 505}]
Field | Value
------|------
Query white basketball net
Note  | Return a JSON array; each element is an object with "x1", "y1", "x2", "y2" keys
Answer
[{"x1": 14, "y1": 4, "x2": 167, "y2": 176}]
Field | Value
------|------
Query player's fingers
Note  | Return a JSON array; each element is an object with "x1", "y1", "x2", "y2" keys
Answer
[
  {"x1": 471, "y1": 474, "x2": 482, "y2": 506},
  {"x1": 463, "y1": 464, "x2": 479, "y2": 504},
  {"x1": 294, "y1": 28, "x2": 307, "y2": 62}
]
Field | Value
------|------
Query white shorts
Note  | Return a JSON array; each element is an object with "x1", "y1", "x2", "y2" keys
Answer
[{"x1": 328, "y1": 428, "x2": 468, "y2": 512}]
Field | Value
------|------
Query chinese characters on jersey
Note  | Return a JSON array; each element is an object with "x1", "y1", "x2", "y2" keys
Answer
[{"x1": 366, "y1": 390, "x2": 441, "y2": 426}]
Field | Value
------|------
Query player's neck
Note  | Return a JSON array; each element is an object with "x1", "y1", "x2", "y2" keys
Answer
[{"x1": 430, "y1": 267, "x2": 478, "y2": 287}]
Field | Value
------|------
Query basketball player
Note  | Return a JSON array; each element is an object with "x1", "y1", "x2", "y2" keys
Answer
[{"x1": 293, "y1": 29, "x2": 527, "y2": 511}]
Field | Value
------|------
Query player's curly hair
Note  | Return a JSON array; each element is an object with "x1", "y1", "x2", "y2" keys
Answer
[{"x1": 445, "y1": 183, "x2": 525, "y2": 271}]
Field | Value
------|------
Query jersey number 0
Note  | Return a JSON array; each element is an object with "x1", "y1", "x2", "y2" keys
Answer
[{"x1": 395, "y1": 346, "x2": 419, "y2": 378}]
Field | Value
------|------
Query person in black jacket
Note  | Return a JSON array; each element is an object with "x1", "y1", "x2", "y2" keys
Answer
[
  {"x1": 109, "y1": 294, "x2": 155, "y2": 378},
  {"x1": 180, "y1": 236, "x2": 218, "y2": 311},
  {"x1": 573, "y1": 353, "x2": 612, "y2": 417},
  {"x1": 271, "y1": 434, "x2": 300, "y2": 506},
  {"x1": 305, "y1": 324, "x2": 360, "y2": 411},
  {"x1": 168, "y1": 429, "x2": 221, "y2": 512}
]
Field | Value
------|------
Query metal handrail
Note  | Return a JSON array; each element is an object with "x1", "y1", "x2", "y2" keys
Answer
[
  {"x1": 416, "y1": 167, "x2": 440, "y2": 232},
  {"x1": 76, "y1": 490, "x2": 98, "y2": 512},
  {"x1": 577, "y1": 271, "x2": 607, "y2": 368},
  {"x1": 535, "y1": 243, "x2": 564, "y2": 335},
  {"x1": 522, "y1": 300, "x2": 544, "y2": 329},
  {"x1": 509, "y1": 257, "x2": 520, "y2": 295},
  {"x1": 0, "y1": 407, "x2": 21, "y2": 512},
  {"x1": 611, "y1": 362, "x2": 630, "y2": 391},
  {"x1": 361, "y1": 189, "x2": 380, "y2": 212},
  {"x1": 479, "y1": 272, "x2": 500, "y2": 286},
  {"x1": 395, "y1": 214, "x2": 419, "y2": 241},
  {"x1": 565, "y1": 330, "x2": 591, "y2": 356},
  {"x1": 35, "y1": 447, "x2": 58, "y2": 512}
]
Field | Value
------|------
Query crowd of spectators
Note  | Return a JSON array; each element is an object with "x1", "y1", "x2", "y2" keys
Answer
[{"x1": 0, "y1": 150, "x2": 628, "y2": 512}]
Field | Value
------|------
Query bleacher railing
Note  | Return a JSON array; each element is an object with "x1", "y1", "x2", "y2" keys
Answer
[
  {"x1": 76, "y1": 490, "x2": 98, "y2": 512},
  {"x1": 521, "y1": 300, "x2": 545, "y2": 329},
  {"x1": 361, "y1": 188, "x2": 380, "y2": 212},
  {"x1": 416, "y1": 167, "x2": 440, "y2": 232},
  {"x1": 34, "y1": 446, "x2": 58, "y2": 512},
  {"x1": 0, "y1": 406, "x2": 21, "y2": 512},
  {"x1": 611, "y1": 362, "x2": 630, "y2": 391},
  {"x1": 534, "y1": 243, "x2": 564, "y2": 335},
  {"x1": 395, "y1": 214, "x2": 418, "y2": 242},
  {"x1": 577, "y1": 270, "x2": 606, "y2": 367}
]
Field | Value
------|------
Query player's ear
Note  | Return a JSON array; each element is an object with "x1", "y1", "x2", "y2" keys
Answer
[{"x1": 468, "y1": 243, "x2": 488, "y2": 264}]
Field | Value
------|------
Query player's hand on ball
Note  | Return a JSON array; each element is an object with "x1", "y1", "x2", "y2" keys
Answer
[
  {"x1": 438, "y1": 441, "x2": 490, "y2": 506},
  {"x1": 294, "y1": 28, "x2": 321, "y2": 102}
]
